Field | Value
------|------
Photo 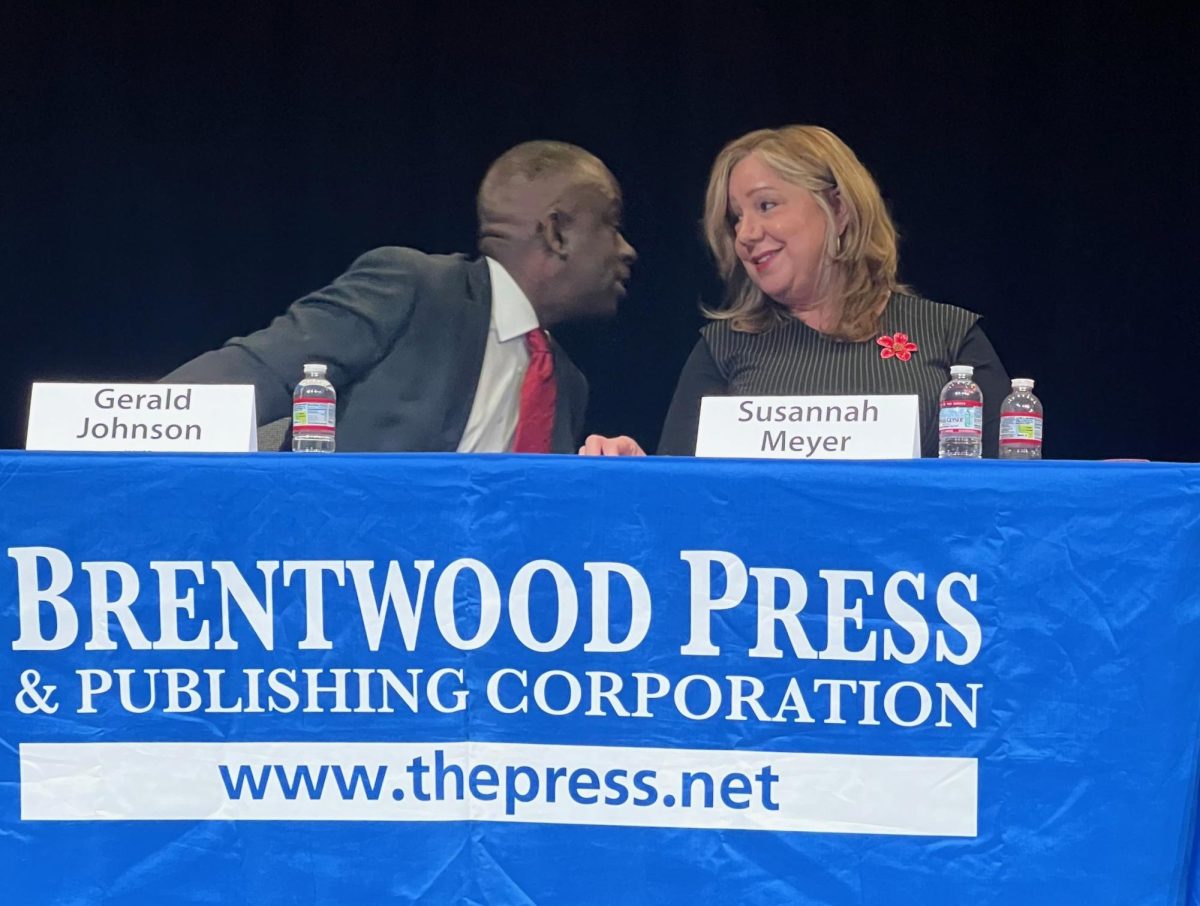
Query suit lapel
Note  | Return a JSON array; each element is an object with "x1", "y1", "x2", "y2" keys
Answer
[{"x1": 548, "y1": 334, "x2": 585, "y2": 453}]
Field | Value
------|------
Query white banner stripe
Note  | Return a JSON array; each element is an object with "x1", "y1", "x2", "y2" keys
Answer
[{"x1": 20, "y1": 741, "x2": 976, "y2": 837}]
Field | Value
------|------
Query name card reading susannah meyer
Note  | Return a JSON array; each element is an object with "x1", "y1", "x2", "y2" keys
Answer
[
  {"x1": 26, "y1": 383, "x2": 258, "y2": 452},
  {"x1": 695, "y1": 395, "x2": 920, "y2": 460}
]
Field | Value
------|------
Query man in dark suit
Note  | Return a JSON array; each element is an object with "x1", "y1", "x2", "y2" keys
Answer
[{"x1": 163, "y1": 141, "x2": 637, "y2": 452}]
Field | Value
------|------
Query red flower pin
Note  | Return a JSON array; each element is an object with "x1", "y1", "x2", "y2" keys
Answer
[{"x1": 877, "y1": 332, "x2": 918, "y2": 361}]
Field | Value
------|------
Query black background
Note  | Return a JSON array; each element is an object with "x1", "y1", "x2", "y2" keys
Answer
[{"x1": 3, "y1": 2, "x2": 1196, "y2": 459}]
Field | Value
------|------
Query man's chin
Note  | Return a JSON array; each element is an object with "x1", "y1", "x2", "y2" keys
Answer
[{"x1": 580, "y1": 292, "x2": 622, "y2": 321}]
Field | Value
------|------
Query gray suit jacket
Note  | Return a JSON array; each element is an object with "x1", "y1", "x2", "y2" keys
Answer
[{"x1": 163, "y1": 248, "x2": 588, "y2": 452}]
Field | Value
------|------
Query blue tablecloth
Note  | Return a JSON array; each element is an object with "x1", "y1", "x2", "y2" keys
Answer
[{"x1": 2, "y1": 452, "x2": 1199, "y2": 904}]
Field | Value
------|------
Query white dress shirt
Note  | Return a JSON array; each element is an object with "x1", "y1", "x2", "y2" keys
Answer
[{"x1": 456, "y1": 257, "x2": 541, "y2": 452}]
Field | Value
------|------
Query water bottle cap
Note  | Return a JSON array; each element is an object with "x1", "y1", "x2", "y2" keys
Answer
[
  {"x1": 1011, "y1": 378, "x2": 1035, "y2": 391},
  {"x1": 950, "y1": 365, "x2": 974, "y2": 377},
  {"x1": 303, "y1": 363, "x2": 328, "y2": 376}
]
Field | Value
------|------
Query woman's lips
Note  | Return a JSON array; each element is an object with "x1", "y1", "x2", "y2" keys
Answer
[{"x1": 750, "y1": 249, "x2": 780, "y2": 272}]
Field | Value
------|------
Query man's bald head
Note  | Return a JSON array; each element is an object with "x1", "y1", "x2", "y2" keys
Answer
[
  {"x1": 475, "y1": 140, "x2": 635, "y2": 327},
  {"x1": 477, "y1": 141, "x2": 619, "y2": 255}
]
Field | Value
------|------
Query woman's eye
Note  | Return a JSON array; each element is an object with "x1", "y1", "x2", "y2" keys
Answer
[{"x1": 758, "y1": 200, "x2": 777, "y2": 213}]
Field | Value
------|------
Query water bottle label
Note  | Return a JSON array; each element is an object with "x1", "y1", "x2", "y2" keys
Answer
[
  {"x1": 939, "y1": 401, "x2": 982, "y2": 436},
  {"x1": 293, "y1": 401, "x2": 336, "y2": 431},
  {"x1": 1000, "y1": 413, "x2": 1043, "y2": 445}
]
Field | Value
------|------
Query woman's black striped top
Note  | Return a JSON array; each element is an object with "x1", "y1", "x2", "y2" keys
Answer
[{"x1": 657, "y1": 293, "x2": 1010, "y2": 457}]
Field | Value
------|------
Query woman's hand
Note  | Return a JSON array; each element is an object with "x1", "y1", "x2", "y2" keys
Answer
[{"x1": 578, "y1": 434, "x2": 646, "y2": 456}]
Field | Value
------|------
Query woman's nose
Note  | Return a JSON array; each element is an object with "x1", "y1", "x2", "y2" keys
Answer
[{"x1": 736, "y1": 214, "x2": 761, "y2": 246}]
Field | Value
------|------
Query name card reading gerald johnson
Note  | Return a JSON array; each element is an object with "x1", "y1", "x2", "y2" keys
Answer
[
  {"x1": 695, "y1": 395, "x2": 920, "y2": 460},
  {"x1": 26, "y1": 383, "x2": 258, "y2": 452}
]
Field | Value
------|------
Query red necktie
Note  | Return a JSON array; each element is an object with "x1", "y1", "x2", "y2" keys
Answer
[{"x1": 511, "y1": 328, "x2": 557, "y2": 453}]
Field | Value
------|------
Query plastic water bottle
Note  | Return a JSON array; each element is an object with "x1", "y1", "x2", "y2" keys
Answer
[
  {"x1": 938, "y1": 364, "x2": 983, "y2": 458},
  {"x1": 292, "y1": 363, "x2": 336, "y2": 452},
  {"x1": 999, "y1": 378, "x2": 1043, "y2": 460}
]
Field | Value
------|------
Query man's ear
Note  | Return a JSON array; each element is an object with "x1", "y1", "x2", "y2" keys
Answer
[{"x1": 538, "y1": 210, "x2": 570, "y2": 260}]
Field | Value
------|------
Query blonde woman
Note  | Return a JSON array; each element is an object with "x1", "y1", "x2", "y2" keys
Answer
[{"x1": 583, "y1": 125, "x2": 1009, "y2": 457}]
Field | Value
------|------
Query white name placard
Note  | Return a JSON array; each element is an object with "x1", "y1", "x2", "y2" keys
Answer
[
  {"x1": 696, "y1": 395, "x2": 920, "y2": 460},
  {"x1": 26, "y1": 383, "x2": 258, "y2": 452}
]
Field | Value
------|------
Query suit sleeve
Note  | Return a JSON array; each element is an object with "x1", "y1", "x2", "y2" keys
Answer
[
  {"x1": 657, "y1": 339, "x2": 729, "y2": 455},
  {"x1": 955, "y1": 323, "x2": 1010, "y2": 459},
  {"x1": 566, "y1": 370, "x2": 589, "y2": 448},
  {"x1": 162, "y1": 248, "x2": 419, "y2": 424},
  {"x1": 548, "y1": 336, "x2": 589, "y2": 452}
]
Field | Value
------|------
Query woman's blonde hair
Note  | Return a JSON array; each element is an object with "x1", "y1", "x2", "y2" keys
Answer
[{"x1": 703, "y1": 125, "x2": 904, "y2": 340}]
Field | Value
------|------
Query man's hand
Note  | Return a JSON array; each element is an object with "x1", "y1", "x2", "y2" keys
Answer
[{"x1": 579, "y1": 434, "x2": 646, "y2": 456}]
